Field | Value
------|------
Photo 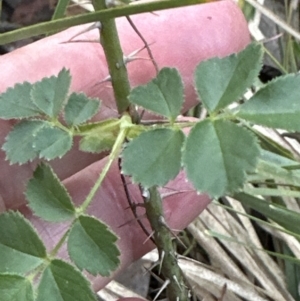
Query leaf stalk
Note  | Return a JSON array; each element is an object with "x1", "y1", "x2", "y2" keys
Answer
[{"x1": 79, "y1": 114, "x2": 131, "y2": 213}]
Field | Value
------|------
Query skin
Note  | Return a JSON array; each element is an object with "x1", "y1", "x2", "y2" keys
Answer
[{"x1": 0, "y1": 1, "x2": 250, "y2": 299}]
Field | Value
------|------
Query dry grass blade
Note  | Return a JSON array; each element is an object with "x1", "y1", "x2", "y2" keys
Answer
[
  {"x1": 245, "y1": 0, "x2": 300, "y2": 41},
  {"x1": 179, "y1": 256, "x2": 268, "y2": 301},
  {"x1": 97, "y1": 280, "x2": 147, "y2": 300},
  {"x1": 71, "y1": 0, "x2": 94, "y2": 11},
  {"x1": 186, "y1": 201, "x2": 295, "y2": 301}
]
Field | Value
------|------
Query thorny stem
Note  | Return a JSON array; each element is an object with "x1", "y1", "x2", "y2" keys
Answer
[
  {"x1": 91, "y1": 2, "x2": 191, "y2": 299},
  {"x1": 93, "y1": 0, "x2": 131, "y2": 113},
  {"x1": 142, "y1": 187, "x2": 190, "y2": 301}
]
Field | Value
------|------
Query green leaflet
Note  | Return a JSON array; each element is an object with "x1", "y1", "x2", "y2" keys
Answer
[
  {"x1": 25, "y1": 163, "x2": 76, "y2": 222},
  {"x1": 3, "y1": 120, "x2": 72, "y2": 164},
  {"x1": 0, "y1": 82, "x2": 41, "y2": 119},
  {"x1": 129, "y1": 67, "x2": 184, "y2": 122},
  {"x1": 2, "y1": 120, "x2": 46, "y2": 164},
  {"x1": 64, "y1": 92, "x2": 100, "y2": 127},
  {"x1": 236, "y1": 74, "x2": 300, "y2": 131},
  {"x1": 36, "y1": 259, "x2": 97, "y2": 301},
  {"x1": 121, "y1": 128, "x2": 185, "y2": 188},
  {"x1": 0, "y1": 274, "x2": 34, "y2": 301},
  {"x1": 0, "y1": 211, "x2": 46, "y2": 274},
  {"x1": 0, "y1": 68, "x2": 107, "y2": 164},
  {"x1": 182, "y1": 119, "x2": 260, "y2": 197},
  {"x1": 33, "y1": 125, "x2": 72, "y2": 160},
  {"x1": 68, "y1": 215, "x2": 120, "y2": 276},
  {"x1": 195, "y1": 43, "x2": 262, "y2": 113},
  {"x1": 31, "y1": 68, "x2": 71, "y2": 118}
]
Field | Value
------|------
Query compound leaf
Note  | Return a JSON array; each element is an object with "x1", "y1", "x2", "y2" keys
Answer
[
  {"x1": 0, "y1": 274, "x2": 34, "y2": 301},
  {"x1": 0, "y1": 82, "x2": 41, "y2": 119},
  {"x1": 129, "y1": 67, "x2": 184, "y2": 121},
  {"x1": 36, "y1": 259, "x2": 97, "y2": 301},
  {"x1": 122, "y1": 128, "x2": 184, "y2": 188},
  {"x1": 0, "y1": 211, "x2": 46, "y2": 274},
  {"x1": 33, "y1": 125, "x2": 72, "y2": 160},
  {"x1": 2, "y1": 120, "x2": 47, "y2": 164},
  {"x1": 68, "y1": 215, "x2": 120, "y2": 276},
  {"x1": 31, "y1": 68, "x2": 71, "y2": 118},
  {"x1": 64, "y1": 93, "x2": 100, "y2": 126},
  {"x1": 79, "y1": 119, "x2": 120, "y2": 153},
  {"x1": 25, "y1": 163, "x2": 75, "y2": 222},
  {"x1": 182, "y1": 119, "x2": 260, "y2": 197},
  {"x1": 236, "y1": 74, "x2": 300, "y2": 131},
  {"x1": 195, "y1": 43, "x2": 262, "y2": 113}
]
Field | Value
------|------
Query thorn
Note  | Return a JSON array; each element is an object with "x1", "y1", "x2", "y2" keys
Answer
[
  {"x1": 94, "y1": 43, "x2": 155, "y2": 86},
  {"x1": 173, "y1": 275, "x2": 182, "y2": 291},
  {"x1": 143, "y1": 261, "x2": 158, "y2": 273},
  {"x1": 158, "y1": 216, "x2": 187, "y2": 249},
  {"x1": 123, "y1": 42, "x2": 155, "y2": 64},
  {"x1": 142, "y1": 188, "x2": 150, "y2": 199},
  {"x1": 158, "y1": 250, "x2": 165, "y2": 275},
  {"x1": 153, "y1": 279, "x2": 170, "y2": 301},
  {"x1": 62, "y1": 22, "x2": 101, "y2": 43},
  {"x1": 143, "y1": 230, "x2": 155, "y2": 244},
  {"x1": 144, "y1": 264, "x2": 163, "y2": 282},
  {"x1": 124, "y1": 56, "x2": 151, "y2": 64},
  {"x1": 99, "y1": 75, "x2": 111, "y2": 83},
  {"x1": 92, "y1": 75, "x2": 112, "y2": 88},
  {"x1": 60, "y1": 39, "x2": 100, "y2": 44}
]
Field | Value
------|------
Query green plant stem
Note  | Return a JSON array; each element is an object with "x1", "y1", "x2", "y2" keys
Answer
[
  {"x1": 52, "y1": 0, "x2": 70, "y2": 20},
  {"x1": 87, "y1": 3, "x2": 190, "y2": 298},
  {"x1": 93, "y1": 0, "x2": 131, "y2": 113},
  {"x1": 79, "y1": 115, "x2": 131, "y2": 212},
  {"x1": 0, "y1": 0, "x2": 207, "y2": 45},
  {"x1": 263, "y1": 46, "x2": 288, "y2": 74},
  {"x1": 49, "y1": 227, "x2": 72, "y2": 257},
  {"x1": 142, "y1": 186, "x2": 190, "y2": 301},
  {"x1": 27, "y1": 226, "x2": 72, "y2": 282}
]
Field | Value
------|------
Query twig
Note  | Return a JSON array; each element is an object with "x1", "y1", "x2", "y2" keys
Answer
[
  {"x1": 126, "y1": 16, "x2": 159, "y2": 74},
  {"x1": 118, "y1": 158, "x2": 155, "y2": 243}
]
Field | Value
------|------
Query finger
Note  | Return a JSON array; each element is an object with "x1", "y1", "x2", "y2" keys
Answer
[
  {"x1": 0, "y1": 0, "x2": 250, "y2": 113},
  {"x1": 0, "y1": 2, "x2": 249, "y2": 210},
  {"x1": 0, "y1": 1, "x2": 250, "y2": 295}
]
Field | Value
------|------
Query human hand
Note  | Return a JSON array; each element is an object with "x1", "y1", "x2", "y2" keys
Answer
[{"x1": 0, "y1": 1, "x2": 250, "y2": 299}]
